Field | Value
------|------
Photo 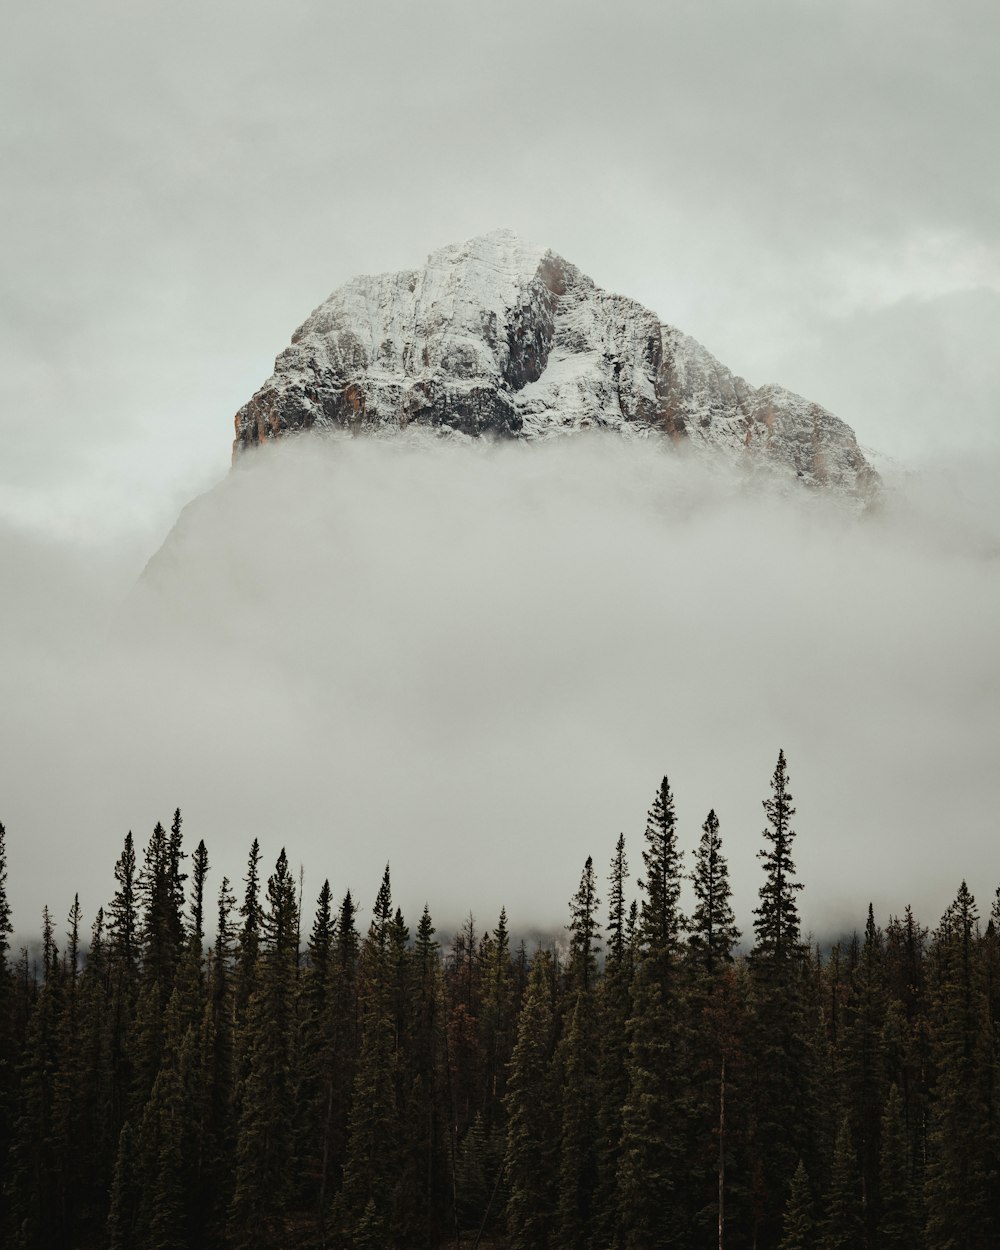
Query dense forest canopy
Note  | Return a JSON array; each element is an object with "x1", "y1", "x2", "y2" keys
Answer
[{"x1": 1, "y1": 752, "x2": 998, "y2": 1250}]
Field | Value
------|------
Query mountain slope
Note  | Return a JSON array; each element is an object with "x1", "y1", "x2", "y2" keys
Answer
[{"x1": 233, "y1": 230, "x2": 878, "y2": 497}]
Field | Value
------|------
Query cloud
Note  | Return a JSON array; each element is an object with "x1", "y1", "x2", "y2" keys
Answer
[
  {"x1": 2, "y1": 436, "x2": 999, "y2": 949},
  {"x1": 3, "y1": 0, "x2": 998, "y2": 542}
]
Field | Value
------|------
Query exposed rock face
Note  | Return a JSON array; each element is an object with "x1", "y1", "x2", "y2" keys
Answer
[{"x1": 234, "y1": 230, "x2": 879, "y2": 497}]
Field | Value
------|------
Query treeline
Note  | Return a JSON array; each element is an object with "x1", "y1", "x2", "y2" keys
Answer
[{"x1": 0, "y1": 751, "x2": 999, "y2": 1249}]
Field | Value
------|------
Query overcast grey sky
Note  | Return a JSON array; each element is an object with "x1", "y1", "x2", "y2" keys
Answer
[
  {"x1": 2, "y1": 0, "x2": 998, "y2": 547},
  {"x1": 2, "y1": 1, "x2": 999, "y2": 942}
]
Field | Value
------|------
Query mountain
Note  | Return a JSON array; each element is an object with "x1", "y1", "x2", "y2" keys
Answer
[{"x1": 233, "y1": 229, "x2": 878, "y2": 498}]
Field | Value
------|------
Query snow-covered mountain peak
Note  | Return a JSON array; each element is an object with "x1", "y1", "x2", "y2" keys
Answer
[{"x1": 234, "y1": 232, "x2": 879, "y2": 499}]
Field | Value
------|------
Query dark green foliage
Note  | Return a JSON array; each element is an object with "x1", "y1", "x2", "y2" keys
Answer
[
  {"x1": 617, "y1": 775, "x2": 689, "y2": 1249},
  {"x1": 753, "y1": 749, "x2": 803, "y2": 962},
  {"x1": 819, "y1": 1115, "x2": 863, "y2": 1250},
  {"x1": 505, "y1": 950, "x2": 558, "y2": 1250},
  {"x1": 778, "y1": 1159, "x2": 813, "y2": 1250},
  {"x1": 229, "y1": 848, "x2": 299, "y2": 1249},
  {"x1": 689, "y1": 808, "x2": 740, "y2": 975},
  {"x1": 879, "y1": 1082, "x2": 920, "y2": 1250},
  {"x1": 5, "y1": 755, "x2": 1000, "y2": 1249},
  {"x1": 923, "y1": 881, "x2": 993, "y2": 1250}
]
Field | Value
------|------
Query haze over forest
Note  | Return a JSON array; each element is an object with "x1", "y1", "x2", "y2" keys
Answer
[{"x1": 3, "y1": 437, "x2": 999, "y2": 944}]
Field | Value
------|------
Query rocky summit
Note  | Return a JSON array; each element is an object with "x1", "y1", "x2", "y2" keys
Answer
[{"x1": 233, "y1": 229, "x2": 878, "y2": 498}]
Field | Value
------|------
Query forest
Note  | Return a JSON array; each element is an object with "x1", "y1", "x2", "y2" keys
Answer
[{"x1": 0, "y1": 750, "x2": 998, "y2": 1250}]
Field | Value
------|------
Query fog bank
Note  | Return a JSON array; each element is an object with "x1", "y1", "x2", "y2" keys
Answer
[{"x1": 2, "y1": 436, "x2": 998, "y2": 946}]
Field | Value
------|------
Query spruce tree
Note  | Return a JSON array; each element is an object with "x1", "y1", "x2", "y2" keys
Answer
[
  {"x1": 878, "y1": 1082, "x2": 919, "y2": 1250},
  {"x1": 689, "y1": 808, "x2": 741, "y2": 975},
  {"x1": 747, "y1": 751, "x2": 817, "y2": 1250},
  {"x1": 504, "y1": 949, "x2": 558, "y2": 1250},
  {"x1": 753, "y1": 750, "x2": 803, "y2": 963},
  {"x1": 778, "y1": 1159, "x2": 814, "y2": 1250},
  {"x1": 335, "y1": 866, "x2": 402, "y2": 1244},
  {"x1": 594, "y1": 835, "x2": 631, "y2": 1248},
  {"x1": 230, "y1": 848, "x2": 300, "y2": 1249},
  {"x1": 557, "y1": 858, "x2": 602, "y2": 1250},
  {"x1": 617, "y1": 775, "x2": 690, "y2": 1248},
  {"x1": 0, "y1": 821, "x2": 15, "y2": 1212},
  {"x1": 819, "y1": 1116, "x2": 863, "y2": 1250},
  {"x1": 923, "y1": 881, "x2": 992, "y2": 1250}
]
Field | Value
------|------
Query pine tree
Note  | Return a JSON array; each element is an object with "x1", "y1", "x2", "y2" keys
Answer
[
  {"x1": 689, "y1": 808, "x2": 741, "y2": 975},
  {"x1": 778, "y1": 1159, "x2": 813, "y2": 1250},
  {"x1": 566, "y1": 856, "x2": 601, "y2": 995},
  {"x1": 686, "y1": 813, "x2": 746, "y2": 1250},
  {"x1": 593, "y1": 834, "x2": 631, "y2": 1248},
  {"x1": 747, "y1": 752, "x2": 817, "y2": 1250},
  {"x1": 557, "y1": 858, "x2": 602, "y2": 1250},
  {"x1": 393, "y1": 905, "x2": 447, "y2": 1248},
  {"x1": 0, "y1": 820, "x2": 16, "y2": 1211},
  {"x1": 335, "y1": 866, "x2": 402, "y2": 1244},
  {"x1": 617, "y1": 775, "x2": 690, "y2": 1248},
  {"x1": 505, "y1": 949, "x2": 558, "y2": 1250},
  {"x1": 878, "y1": 1082, "x2": 919, "y2": 1250},
  {"x1": 753, "y1": 750, "x2": 803, "y2": 963},
  {"x1": 480, "y1": 906, "x2": 515, "y2": 1133},
  {"x1": 188, "y1": 839, "x2": 209, "y2": 952},
  {"x1": 230, "y1": 848, "x2": 300, "y2": 1248},
  {"x1": 819, "y1": 1116, "x2": 863, "y2": 1250},
  {"x1": 841, "y1": 903, "x2": 886, "y2": 1239},
  {"x1": 297, "y1": 877, "x2": 336, "y2": 1228},
  {"x1": 234, "y1": 838, "x2": 263, "y2": 1029},
  {"x1": 923, "y1": 881, "x2": 992, "y2": 1250}
]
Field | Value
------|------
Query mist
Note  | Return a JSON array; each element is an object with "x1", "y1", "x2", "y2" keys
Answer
[{"x1": 2, "y1": 435, "x2": 999, "y2": 949}]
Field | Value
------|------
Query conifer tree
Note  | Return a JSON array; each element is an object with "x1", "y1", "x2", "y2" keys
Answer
[
  {"x1": 923, "y1": 881, "x2": 992, "y2": 1250},
  {"x1": 841, "y1": 903, "x2": 886, "y2": 1236},
  {"x1": 689, "y1": 808, "x2": 741, "y2": 975},
  {"x1": 505, "y1": 949, "x2": 558, "y2": 1250},
  {"x1": 0, "y1": 821, "x2": 15, "y2": 1208},
  {"x1": 753, "y1": 750, "x2": 803, "y2": 963},
  {"x1": 593, "y1": 835, "x2": 631, "y2": 1248},
  {"x1": 617, "y1": 776, "x2": 690, "y2": 1248},
  {"x1": 747, "y1": 752, "x2": 817, "y2": 1250},
  {"x1": 234, "y1": 838, "x2": 263, "y2": 1029},
  {"x1": 878, "y1": 1082, "x2": 919, "y2": 1250},
  {"x1": 819, "y1": 1115, "x2": 863, "y2": 1250},
  {"x1": 557, "y1": 858, "x2": 602, "y2": 1250},
  {"x1": 778, "y1": 1159, "x2": 814, "y2": 1250},
  {"x1": 683, "y1": 810, "x2": 744, "y2": 1243},
  {"x1": 335, "y1": 866, "x2": 402, "y2": 1245},
  {"x1": 188, "y1": 839, "x2": 209, "y2": 952},
  {"x1": 230, "y1": 848, "x2": 300, "y2": 1248},
  {"x1": 7, "y1": 910, "x2": 65, "y2": 1249},
  {"x1": 480, "y1": 906, "x2": 515, "y2": 1133},
  {"x1": 393, "y1": 905, "x2": 448, "y2": 1247}
]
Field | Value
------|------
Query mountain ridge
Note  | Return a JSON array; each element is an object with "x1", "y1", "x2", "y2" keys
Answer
[{"x1": 233, "y1": 229, "x2": 879, "y2": 499}]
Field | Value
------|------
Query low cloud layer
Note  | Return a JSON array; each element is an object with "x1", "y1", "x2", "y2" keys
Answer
[{"x1": 3, "y1": 437, "x2": 999, "y2": 948}]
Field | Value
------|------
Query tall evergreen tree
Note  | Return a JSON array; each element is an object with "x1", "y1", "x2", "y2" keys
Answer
[
  {"x1": 335, "y1": 866, "x2": 402, "y2": 1246},
  {"x1": 593, "y1": 835, "x2": 631, "y2": 1248},
  {"x1": 753, "y1": 750, "x2": 803, "y2": 962},
  {"x1": 505, "y1": 950, "x2": 558, "y2": 1250},
  {"x1": 230, "y1": 848, "x2": 300, "y2": 1249},
  {"x1": 617, "y1": 775, "x2": 690, "y2": 1248},
  {"x1": 0, "y1": 820, "x2": 15, "y2": 1208},
  {"x1": 878, "y1": 1082, "x2": 920, "y2": 1250},
  {"x1": 689, "y1": 808, "x2": 741, "y2": 975},
  {"x1": 778, "y1": 1159, "x2": 814, "y2": 1250},
  {"x1": 557, "y1": 858, "x2": 602, "y2": 1250},
  {"x1": 747, "y1": 752, "x2": 817, "y2": 1250},
  {"x1": 923, "y1": 881, "x2": 992, "y2": 1250},
  {"x1": 819, "y1": 1115, "x2": 863, "y2": 1250}
]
